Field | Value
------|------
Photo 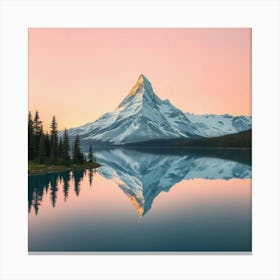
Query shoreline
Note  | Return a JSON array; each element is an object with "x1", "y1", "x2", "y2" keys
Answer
[{"x1": 28, "y1": 162, "x2": 100, "y2": 176}]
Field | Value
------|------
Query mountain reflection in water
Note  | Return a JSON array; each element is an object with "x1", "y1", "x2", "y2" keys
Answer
[
  {"x1": 29, "y1": 148, "x2": 251, "y2": 217},
  {"x1": 28, "y1": 148, "x2": 252, "y2": 252}
]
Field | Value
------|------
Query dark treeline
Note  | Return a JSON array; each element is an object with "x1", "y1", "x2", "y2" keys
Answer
[
  {"x1": 28, "y1": 169, "x2": 96, "y2": 215},
  {"x1": 123, "y1": 130, "x2": 252, "y2": 149},
  {"x1": 176, "y1": 129, "x2": 252, "y2": 148},
  {"x1": 28, "y1": 110, "x2": 95, "y2": 165}
]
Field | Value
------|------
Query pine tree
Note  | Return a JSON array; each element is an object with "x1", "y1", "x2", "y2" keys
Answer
[
  {"x1": 33, "y1": 110, "x2": 42, "y2": 159},
  {"x1": 73, "y1": 134, "x2": 83, "y2": 164},
  {"x1": 38, "y1": 131, "x2": 45, "y2": 163},
  {"x1": 88, "y1": 144, "x2": 94, "y2": 163},
  {"x1": 58, "y1": 138, "x2": 63, "y2": 159},
  {"x1": 33, "y1": 111, "x2": 42, "y2": 135},
  {"x1": 28, "y1": 111, "x2": 35, "y2": 160},
  {"x1": 62, "y1": 129, "x2": 70, "y2": 166},
  {"x1": 50, "y1": 116, "x2": 58, "y2": 164},
  {"x1": 45, "y1": 132, "x2": 51, "y2": 159}
]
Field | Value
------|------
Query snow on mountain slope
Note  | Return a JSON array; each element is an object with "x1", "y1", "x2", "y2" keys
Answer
[
  {"x1": 65, "y1": 74, "x2": 252, "y2": 144},
  {"x1": 185, "y1": 113, "x2": 252, "y2": 138}
]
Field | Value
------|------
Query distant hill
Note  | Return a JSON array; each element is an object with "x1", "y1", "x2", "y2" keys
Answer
[{"x1": 176, "y1": 129, "x2": 252, "y2": 148}]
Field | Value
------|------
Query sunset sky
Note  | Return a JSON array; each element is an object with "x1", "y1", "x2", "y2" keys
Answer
[{"x1": 28, "y1": 28, "x2": 251, "y2": 130}]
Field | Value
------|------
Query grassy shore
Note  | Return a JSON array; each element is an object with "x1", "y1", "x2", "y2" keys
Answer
[{"x1": 28, "y1": 161, "x2": 100, "y2": 175}]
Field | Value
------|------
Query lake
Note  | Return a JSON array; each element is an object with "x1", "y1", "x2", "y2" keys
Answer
[{"x1": 28, "y1": 148, "x2": 252, "y2": 252}]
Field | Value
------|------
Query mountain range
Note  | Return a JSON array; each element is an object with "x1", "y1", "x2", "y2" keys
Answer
[{"x1": 65, "y1": 74, "x2": 252, "y2": 145}]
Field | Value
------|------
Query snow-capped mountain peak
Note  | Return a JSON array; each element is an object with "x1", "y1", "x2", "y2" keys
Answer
[
  {"x1": 65, "y1": 74, "x2": 252, "y2": 144},
  {"x1": 116, "y1": 74, "x2": 158, "y2": 112},
  {"x1": 127, "y1": 74, "x2": 151, "y2": 96}
]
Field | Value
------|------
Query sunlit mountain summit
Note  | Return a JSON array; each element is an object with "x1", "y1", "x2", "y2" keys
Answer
[
  {"x1": 66, "y1": 74, "x2": 252, "y2": 145},
  {"x1": 95, "y1": 149, "x2": 252, "y2": 217}
]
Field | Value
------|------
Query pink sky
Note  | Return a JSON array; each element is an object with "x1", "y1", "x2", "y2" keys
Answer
[{"x1": 28, "y1": 28, "x2": 251, "y2": 130}]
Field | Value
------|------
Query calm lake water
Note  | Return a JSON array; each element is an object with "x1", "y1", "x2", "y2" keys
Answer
[{"x1": 28, "y1": 148, "x2": 252, "y2": 252}]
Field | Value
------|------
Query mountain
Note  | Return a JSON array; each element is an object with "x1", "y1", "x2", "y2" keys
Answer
[
  {"x1": 184, "y1": 113, "x2": 252, "y2": 138},
  {"x1": 65, "y1": 74, "x2": 252, "y2": 145},
  {"x1": 95, "y1": 148, "x2": 252, "y2": 217}
]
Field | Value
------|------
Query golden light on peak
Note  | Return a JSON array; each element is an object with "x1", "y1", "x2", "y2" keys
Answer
[{"x1": 128, "y1": 74, "x2": 145, "y2": 97}]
